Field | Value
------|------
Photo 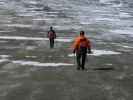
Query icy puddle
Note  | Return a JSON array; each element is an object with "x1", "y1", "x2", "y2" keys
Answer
[
  {"x1": 0, "y1": 36, "x2": 72, "y2": 42},
  {"x1": 68, "y1": 49, "x2": 121, "y2": 57}
]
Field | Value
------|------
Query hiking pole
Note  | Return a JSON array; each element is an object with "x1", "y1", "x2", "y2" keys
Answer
[{"x1": 74, "y1": 53, "x2": 76, "y2": 66}]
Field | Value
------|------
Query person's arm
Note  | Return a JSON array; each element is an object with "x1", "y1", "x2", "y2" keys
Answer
[
  {"x1": 73, "y1": 48, "x2": 76, "y2": 53},
  {"x1": 54, "y1": 32, "x2": 56, "y2": 38},
  {"x1": 87, "y1": 39, "x2": 92, "y2": 54},
  {"x1": 47, "y1": 31, "x2": 49, "y2": 38},
  {"x1": 72, "y1": 37, "x2": 79, "y2": 53},
  {"x1": 53, "y1": 31, "x2": 56, "y2": 38}
]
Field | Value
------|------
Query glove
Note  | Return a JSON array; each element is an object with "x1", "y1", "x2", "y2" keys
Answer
[
  {"x1": 73, "y1": 49, "x2": 76, "y2": 53},
  {"x1": 88, "y1": 48, "x2": 92, "y2": 54}
]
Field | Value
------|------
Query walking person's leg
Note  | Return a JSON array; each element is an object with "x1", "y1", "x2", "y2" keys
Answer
[
  {"x1": 50, "y1": 39, "x2": 54, "y2": 48},
  {"x1": 52, "y1": 39, "x2": 54, "y2": 48},
  {"x1": 50, "y1": 39, "x2": 52, "y2": 48},
  {"x1": 76, "y1": 53, "x2": 81, "y2": 70},
  {"x1": 81, "y1": 53, "x2": 87, "y2": 70}
]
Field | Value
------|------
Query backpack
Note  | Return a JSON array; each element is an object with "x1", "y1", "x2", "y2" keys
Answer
[
  {"x1": 48, "y1": 30, "x2": 56, "y2": 39},
  {"x1": 79, "y1": 38, "x2": 87, "y2": 48},
  {"x1": 78, "y1": 38, "x2": 88, "y2": 53}
]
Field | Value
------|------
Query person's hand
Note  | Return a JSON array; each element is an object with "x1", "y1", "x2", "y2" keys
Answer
[
  {"x1": 73, "y1": 49, "x2": 75, "y2": 53},
  {"x1": 88, "y1": 48, "x2": 92, "y2": 54},
  {"x1": 88, "y1": 50, "x2": 92, "y2": 54}
]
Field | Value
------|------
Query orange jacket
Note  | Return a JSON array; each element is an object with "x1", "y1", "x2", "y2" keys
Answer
[{"x1": 72, "y1": 35, "x2": 91, "y2": 50}]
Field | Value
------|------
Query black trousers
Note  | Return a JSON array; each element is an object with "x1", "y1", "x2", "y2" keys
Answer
[
  {"x1": 49, "y1": 38, "x2": 54, "y2": 48},
  {"x1": 76, "y1": 52, "x2": 87, "y2": 70}
]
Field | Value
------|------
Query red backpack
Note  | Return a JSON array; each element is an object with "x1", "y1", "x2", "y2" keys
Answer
[
  {"x1": 48, "y1": 31, "x2": 56, "y2": 39},
  {"x1": 78, "y1": 38, "x2": 88, "y2": 53},
  {"x1": 79, "y1": 38, "x2": 88, "y2": 48}
]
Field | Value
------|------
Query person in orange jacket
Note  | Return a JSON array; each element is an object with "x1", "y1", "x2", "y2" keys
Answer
[{"x1": 72, "y1": 31, "x2": 92, "y2": 70}]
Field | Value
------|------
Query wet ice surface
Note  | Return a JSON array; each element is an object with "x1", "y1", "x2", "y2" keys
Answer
[{"x1": 0, "y1": 0, "x2": 133, "y2": 100}]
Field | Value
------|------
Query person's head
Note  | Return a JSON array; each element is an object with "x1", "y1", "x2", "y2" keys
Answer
[
  {"x1": 50, "y1": 26, "x2": 53, "y2": 30},
  {"x1": 80, "y1": 31, "x2": 85, "y2": 36}
]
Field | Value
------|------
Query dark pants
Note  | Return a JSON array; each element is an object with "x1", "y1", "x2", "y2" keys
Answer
[
  {"x1": 49, "y1": 38, "x2": 54, "y2": 48},
  {"x1": 76, "y1": 52, "x2": 87, "y2": 70}
]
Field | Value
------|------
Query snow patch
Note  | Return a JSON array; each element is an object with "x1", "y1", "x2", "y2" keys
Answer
[
  {"x1": 0, "y1": 59, "x2": 9, "y2": 63},
  {"x1": 5, "y1": 24, "x2": 32, "y2": 28},
  {"x1": 95, "y1": 17, "x2": 120, "y2": 22},
  {"x1": 0, "y1": 55, "x2": 11, "y2": 58},
  {"x1": 12, "y1": 60, "x2": 74, "y2": 67},
  {"x1": 68, "y1": 49, "x2": 121, "y2": 57},
  {"x1": 0, "y1": 36, "x2": 72, "y2": 42},
  {"x1": 25, "y1": 56, "x2": 37, "y2": 58},
  {"x1": 118, "y1": 45, "x2": 133, "y2": 49},
  {"x1": 110, "y1": 29, "x2": 133, "y2": 35},
  {"x1": 119, "y1": 12, "x2": 132, "y2": 18},
  {"x1": 25, "y1": 46, "x2": 36, "y2": 50}
]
